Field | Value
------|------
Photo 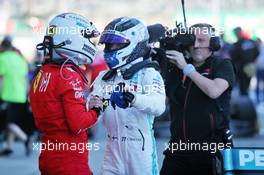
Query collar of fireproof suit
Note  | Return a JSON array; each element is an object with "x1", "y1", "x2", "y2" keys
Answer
[
  {"x1": 102, "y1": 57, "x2": 145, "y2": 81},
  {"x1": 119, "y1": 57, "x2": 144, "y2": 71}
]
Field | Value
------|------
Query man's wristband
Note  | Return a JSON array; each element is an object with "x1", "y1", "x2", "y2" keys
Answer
[{"x1": 183, "y1": 64, "x2": 196, "y2": 76}]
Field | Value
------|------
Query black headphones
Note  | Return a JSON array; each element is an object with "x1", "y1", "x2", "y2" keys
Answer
[
  {"x1": 190, "y1": 23, "x2": 221, "y2": 52},
  {"x1": 209, "y1": 25, "x2": 221, "y2": 51}
]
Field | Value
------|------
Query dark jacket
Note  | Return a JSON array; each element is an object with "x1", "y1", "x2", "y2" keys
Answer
[
  {"x1": 230, "y1": 38, "x2": 259, "y2": 71},
  {"x1": 166, "y1": 56, "x2": 236, "y2": 144}
]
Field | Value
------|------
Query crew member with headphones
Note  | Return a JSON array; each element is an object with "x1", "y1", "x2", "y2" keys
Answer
[{"x1": 160, "y1": 23, "x2": 236, "y2": 175}]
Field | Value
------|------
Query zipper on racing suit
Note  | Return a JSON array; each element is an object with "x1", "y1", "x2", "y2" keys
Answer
[
  {"x1": 182, "y1": 81, "x2": 192, "y2": 142},
  {"x1": 138, "y1": 129, "x2": 145, "y2": 151},
  {"x1": 209, "y1": 113, "x2": 216, "y2": 137}
]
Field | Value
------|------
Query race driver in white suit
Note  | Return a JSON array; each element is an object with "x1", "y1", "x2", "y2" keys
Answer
[{"x1": 89, "y1": 17, "x2": 166, "y2": 175}]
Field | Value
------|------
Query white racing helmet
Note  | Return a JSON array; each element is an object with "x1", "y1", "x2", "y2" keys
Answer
[
  {"x1": 42, "y1": 12, "x2": 99, "y2": 65},
  {"x1": 99, "y1": 17, "x2": 149, "y2": 69}
]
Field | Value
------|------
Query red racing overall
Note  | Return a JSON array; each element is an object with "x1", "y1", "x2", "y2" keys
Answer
[{"x1": 29, "y1": 63, "x2": 98, "y2": 175}]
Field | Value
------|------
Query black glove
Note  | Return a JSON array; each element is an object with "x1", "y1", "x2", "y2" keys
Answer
[
  {"x1": 123, "y1": 91, "x2": 135, "y2": 104},
  {"x1": 91, "y1": 97, "x2": 110, "y2": 115},
  {"x1": 91, "y1": 107, "x2": 101, "y2": 116},
  {"x1": 101, "y1": 98, "x2": 109, "y2": 111}
]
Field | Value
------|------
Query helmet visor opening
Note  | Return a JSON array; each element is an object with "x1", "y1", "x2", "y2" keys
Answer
[
  {"x1": 104, "y1": 42, "x2": 129, "y2": 52},
  {"x1": 99, "y1": 33, "x2": 130, "y2": 45}
]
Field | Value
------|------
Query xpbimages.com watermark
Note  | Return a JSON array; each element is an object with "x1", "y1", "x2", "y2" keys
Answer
[
  {"x1": 166, "y1": 25, "x2": 225, "y2": 38},
  {"x1": 32, "y1": 140, "x2": 100, "y2": 154},
  {"x1": 32, "y1": 25, "x2": 93, "y2": 36},
  {"x1": 100, "y1": 84, "x2": 166, "y2": 95},
  {"x1": 165, "y1": 140, "x2": 232, "y2": 154},
  {"x1": 32, "y1": 24, "x2": 225, "y2": 38}
]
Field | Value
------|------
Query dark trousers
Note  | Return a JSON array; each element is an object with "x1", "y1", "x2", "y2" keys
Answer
[
  {"x1": 256, "y1": 69, "x2": 264, "y2": 103},
  {"x1": 237, "y1": 72, "x2": 251, "y2": 96},
  {"x1": 160, "y1": 150, "x2": 223, "y2": 175},
  {"x1": 0, "y1": 100, "x2": 7, "y2": 132}
]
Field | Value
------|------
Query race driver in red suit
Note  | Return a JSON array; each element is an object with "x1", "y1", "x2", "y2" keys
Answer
[{"x1": 29, "y1": 13, "x2": 103, "y2": 175}]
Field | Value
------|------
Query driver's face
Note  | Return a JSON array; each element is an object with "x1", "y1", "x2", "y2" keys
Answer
[
  {"x1": 107, "y1": 43, "x2": 122, "y2": 50},
  {"x1": 189, "y1": 28, "x2": 212, "y2": 66},
  {"x1": 104, "y1": 43, "x2": 128, "y2": 52}
]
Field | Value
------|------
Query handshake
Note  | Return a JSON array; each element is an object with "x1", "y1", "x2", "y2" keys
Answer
[
  {"x1": 88, "y1": 82, "x2": 135, "y2": 115},
  {"x1": 109, "y1": 82, "x2": 135, "y2": 109}
]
